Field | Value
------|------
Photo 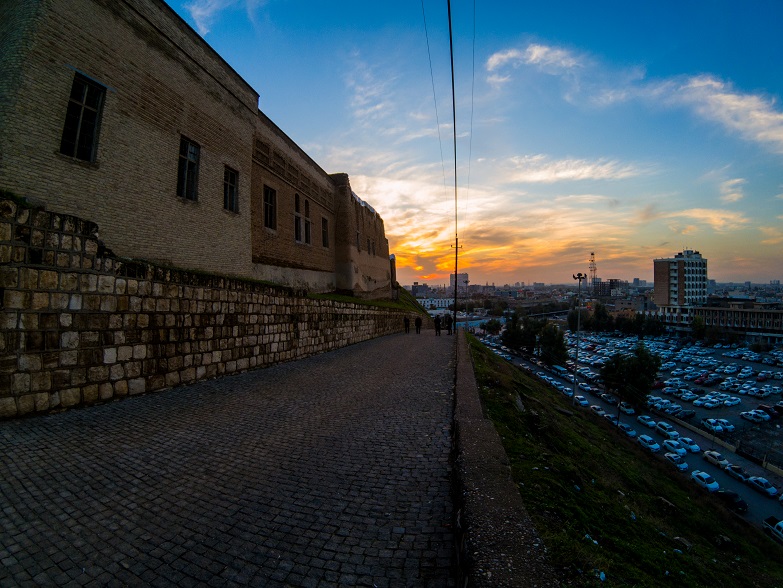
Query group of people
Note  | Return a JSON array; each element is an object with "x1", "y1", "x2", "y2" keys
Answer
[{"x1": 402, "y1": 314, "x2": 454, "y2": 335}]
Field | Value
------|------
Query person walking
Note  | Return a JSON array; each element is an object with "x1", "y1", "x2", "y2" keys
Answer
[
  {"x1": 403, "y1": 317, "x2": 410, "y2": 333},
  {"x1": 445, "y1": 313, "x2": 453, "y2": 335},
  {"x1": 434, "y1": 315, "x2": 442, "y2": 336},
  {"x1": 414, "y1": 316, "x2": 422, "y2": 334}
]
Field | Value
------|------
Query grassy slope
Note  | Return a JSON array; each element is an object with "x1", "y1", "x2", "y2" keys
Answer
[{"x1": 467, "y1": 335, "x2": 783, "y2": 587}]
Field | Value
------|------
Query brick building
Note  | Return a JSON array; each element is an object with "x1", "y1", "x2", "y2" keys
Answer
[{"x1": 0, "y1": 0, "x2": 392, "y2": 298}]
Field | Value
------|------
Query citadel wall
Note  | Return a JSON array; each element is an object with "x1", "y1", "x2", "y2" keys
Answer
[{"x1": 0, "y1": 198, "x2": 413, "y2": 419}]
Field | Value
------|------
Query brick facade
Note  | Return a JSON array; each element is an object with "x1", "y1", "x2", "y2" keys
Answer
[
  {"x1": 0, "y1": 0, "x2": 392, "y2": 297},
  {"x1": 0, "y1": 198, "x2": 416, "y2": 419}
]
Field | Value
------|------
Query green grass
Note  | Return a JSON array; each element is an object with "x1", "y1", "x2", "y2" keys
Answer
[{"x1": 467, "y1": 334, "x2": 783, "y2": 587}]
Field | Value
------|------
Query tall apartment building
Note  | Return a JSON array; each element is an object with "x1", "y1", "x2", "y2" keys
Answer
[
  {"x1": 653, "y1": 250, "x2": 708, "y2": 308},
  {"x1": 450, "y1": 273, "x2": 469, "y2": 291}
]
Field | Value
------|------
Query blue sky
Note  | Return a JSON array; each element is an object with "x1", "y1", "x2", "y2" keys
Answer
[{"x1": 165, "y1": 0, "x2": 783, "y2": 286}]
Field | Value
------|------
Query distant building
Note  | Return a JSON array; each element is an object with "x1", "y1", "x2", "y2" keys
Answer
[
  {"x1": 450, "y1": 273, "x2": 469, "y2": 291},
  {"x1": 653, "y1": 250, "x2": 708, "y2": 308}
]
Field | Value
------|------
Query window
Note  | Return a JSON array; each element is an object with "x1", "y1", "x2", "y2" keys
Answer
[
  {"x1": 60, "y1": 73, "x2": 105, "y2": 162},
  {"x1": 223, "y1": 166, "x2": 239, "y2": 212},
  {"x1": 304, "y1": 200, "x2": 311, "y2": 245},
  {"x1": 177, "y1": 137, "x2": 200, "y2": 201},
  {"x1": 263, "y1": 185, "x2": 277, "y2": 230},
  {"x1": 322, "y1": 218, "x2": 329, "y2": 248},
  {"x1": 294, "y1": 194, "x2": 302, "y2": 242}
]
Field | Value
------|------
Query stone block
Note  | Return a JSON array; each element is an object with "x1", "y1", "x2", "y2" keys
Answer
[
  {"x1": 50, "y1": 292, "x2": 69, "y2": 309},
  {"x1": 39, "y1": 270, "x2": 58, "y2": 289},
  {"x1": 30, "y1": 371, "x2": 51, "y2": 392},
  {"x1": 110, "y1": 364, "x2": 124, "y2": 381},
  {"x1": 0, "y1": 266, "x2": 18, "y2": 288},
  {"x1": 60, "y1": 388, "x2": 81, "y2": 407},
  {"x1": 60, "y1": 350, "x2": 78, "y2": 366},
  {"x1": 117, "y1": 346, "x2": 133, "y2": 361},
  {"x1": 4, "y1": 290, "x2": 31, "y2": 309},
  {"x1": 13, "y1": 372, "x2": 30, "y2": 393},
  {"x1": 31, "y1": 292, "x2": 49, "y2": 310},
  {"x1": 100, "y1": 382, "x2": 116, "y2": 399},
  {"x1": 69, "y1": 294, "x2": 82, "y2": 310},
  {"x1": 16, "y1": 394, "x2": 35, "y2": 415},
  {"x1": 83, "y1": 384, "x2": 99, "y2": 403},
  {"x1": 98, "y1": 275, "x2": 115, "y2": 293},
  {"x1": 128, "y1": 378, "x2": 145, "y2": 395},
  {"x1": 0, "y1": 397, "x2": 18, "y2": 418},
  {"x1": 103, "y1": 347, "x2": 117, "y2": 364},
  {"x1": 19, "y1": 354, "x2": 42, "y2": 372},
  {"x1": 133, "y1": 344, "x2": 146, "y2": 359}
]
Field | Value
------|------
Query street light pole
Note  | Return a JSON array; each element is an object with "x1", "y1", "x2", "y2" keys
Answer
[{"x1": 572, "y1": 273, "x2": 586, "y2": 404}]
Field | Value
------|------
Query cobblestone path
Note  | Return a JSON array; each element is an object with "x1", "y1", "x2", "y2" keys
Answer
[{"x1": 0, "y1": 331, "x2": 456, "y2": 587}]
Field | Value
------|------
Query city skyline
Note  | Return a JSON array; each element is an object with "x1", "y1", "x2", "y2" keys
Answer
[{"x1": 165, "y1": 1, "x2": 783, "y2": 286}]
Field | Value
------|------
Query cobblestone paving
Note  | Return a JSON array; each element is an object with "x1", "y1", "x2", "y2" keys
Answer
[{"x1": 0, "y1": 331, "x2": 456, "y2": 587}]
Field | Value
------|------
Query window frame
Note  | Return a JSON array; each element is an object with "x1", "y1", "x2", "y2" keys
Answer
[
  {"x1": 223, "y1": 166, "x2": 239, "y2": 213},
  {"x1": 59, "y1": 73, "x2": 106, "y2": 162},
  {"x1": 321, "y1": 217, "x2": 329, "y2": 248},
  {"x1": 177, "y1": 137, "x2": 200, "y2": 201},
  {"x1": 263, "y1": 185, "x2": 277, "y2": 230},
  {"x1": 294, "y1": 194, "x2": 302, "y2": 242},
  {"x1": 304, "y1": 200, "x2": 312, "y2": 245}
]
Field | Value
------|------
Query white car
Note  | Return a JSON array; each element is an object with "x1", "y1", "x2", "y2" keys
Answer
[
  {"x1": 574, "y1": 395, "x2": 589, "y2": 407},
  {"x1": 716, "y1": 418, "x2": 735, "y2": 433},
  {"x1": 655, "y1": 421, "x2": 679, "y2": 440},
  {"x1": 702, "y1": 450, "x2": 729, "y2": 468},
  {"x1": 637, "y1": 415, "x2": 656, "y2": 428},
  {"x1": 664, "y1": 452, "x2": 689, "y2": 471},
  {"x1": 617, "y1": 423, "x2": 637, "y2": 438},
  {"x1": 748, "y1": 476, "x2": 779, "y2": 497},
  {"x1": 723, "y1": 397, "x2": 741, "y2": 407},
  {"x1": 691, "y1": 470, "x2": 719, "y2": 492},
  {"x1": 590, "y1": 405, "x2": 606, "y2": 417},
  {"x1": 619, "y1": 402, "x2": 635, "y2": 415},
  {"x1": 638, "y1": 435, "x2": 661, "y2": 453},
  {"x1": 701, "y1": 418, "x2": 724, "y2": 434},
  {"x1": 662, "y1": 439, "x2": 687, "y2": 456},
  {"x1": 679, "y1": 437, "x2": 701, "y2": 453}
]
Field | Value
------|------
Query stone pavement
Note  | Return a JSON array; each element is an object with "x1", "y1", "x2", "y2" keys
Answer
[{"x1": 0, "y1": 330, "x2": 456, "y2": 587}]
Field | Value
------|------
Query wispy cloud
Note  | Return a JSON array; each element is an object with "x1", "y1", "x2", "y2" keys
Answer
[
  {"x1": 486, "y1": 43, "x2": 583, "y2": 74},
  {"x1": 183, "y1": 0, "x2": 267, "y2": 35},
  {"x1": 666, "y1": 208, "x2": 749, "y2": 232},
  {"x1": 760, "y1": 221, "x2": 783, "y2": 245},
  {"x1": 502, "y1": 154, "x2": 646, "y2": 184},
  {"x1": 719, "y1": 178, "x2": 746, "y2": 203}
]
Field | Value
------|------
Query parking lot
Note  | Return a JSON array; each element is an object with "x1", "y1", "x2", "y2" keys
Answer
[{"x1": 482, "y1": 333, "x2": 783, "y2": 530}]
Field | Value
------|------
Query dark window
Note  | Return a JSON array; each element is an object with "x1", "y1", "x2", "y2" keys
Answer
[
  {"x1": 60, "y1": 73, "x2": 105, "y2": 162},
  {"x1": 177, "y1": 137, "x2": 200, "y2": 201},
  {"x1": 304, "y1": 200, "x2": 311, "y2": 245},
  {"x1": 223, "y1": 166, "x2": 238, "y2": 212},
  {"x1": 294, "y1": 194, "x2": 302, "y2": 241},
  {"x1": 263, "y1": 185, "x2": 277, "y2": 230},
  {"x1": 322, "y1": 218, "x2": 329, "y2": 248}
]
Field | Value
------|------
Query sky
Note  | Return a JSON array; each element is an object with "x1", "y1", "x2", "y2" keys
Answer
[{"x1": 164, "y1": 0, "x2": 783, "y2": 286}]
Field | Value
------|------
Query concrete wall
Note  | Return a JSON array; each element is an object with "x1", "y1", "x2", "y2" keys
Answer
[{"x1": 0, "y1": 197, "x2": 415, "y2": 419}]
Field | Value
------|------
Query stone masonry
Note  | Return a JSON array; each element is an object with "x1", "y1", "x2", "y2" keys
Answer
[{"x1": 0, "y1": 197, "x2": 417, "y2": 419}]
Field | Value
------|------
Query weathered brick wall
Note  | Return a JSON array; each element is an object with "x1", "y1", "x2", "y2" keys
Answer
[
  {"x1": 0, "y1": 0, "x2": 256, "y2": 278},
  {"x1": 0, "y1": 198, "x2": 416, "y2": 419}
]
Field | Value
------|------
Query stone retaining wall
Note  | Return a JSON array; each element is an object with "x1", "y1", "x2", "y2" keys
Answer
[{"x1": 0, "y1": 197, "x2": 415, "y2": 419}]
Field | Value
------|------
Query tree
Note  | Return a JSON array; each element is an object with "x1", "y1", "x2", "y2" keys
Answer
[
  {"x1": 600, "y1": 343, "x2": 662, "y2": 410},
  {"x1": 481, "y1": 318, "x2": 502, "y2": 335},
  {"x1": 539, "y1": 323, "x2": 568, "y2": 367},
  {"x1": 691, "y1": 316, "x2": 706, "y2": 340}
]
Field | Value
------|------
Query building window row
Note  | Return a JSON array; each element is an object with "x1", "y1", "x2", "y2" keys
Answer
[{"x1": 60, "y1": 73, "x2": 239, "y2": 213}]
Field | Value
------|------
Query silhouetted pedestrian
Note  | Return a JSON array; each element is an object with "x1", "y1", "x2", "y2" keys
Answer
[
  {"x1": 415, "y1": 316, "x2": 422, "y2": 334},
  {"x1": 444, "y1": 313, "x2": 453, "y2": 335},
  {"x1": 403, "y1": 316, "x2": 410, "y2": 333},
  {"x1": 434, "y1": 315, "x2": 442, "y2": 336}
]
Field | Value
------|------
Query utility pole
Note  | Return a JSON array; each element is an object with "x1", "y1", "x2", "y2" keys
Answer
[{"x1": 572, "y1": 273, "x2": 586, "y2": 404}]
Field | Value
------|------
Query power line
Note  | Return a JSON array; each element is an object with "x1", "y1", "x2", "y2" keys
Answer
[
  {"x1": 447, "y1": 0, "x2": 460, "y2": 330},
  {"x1": 419, "y1": 0, "x2": 449, "y2": 201}
]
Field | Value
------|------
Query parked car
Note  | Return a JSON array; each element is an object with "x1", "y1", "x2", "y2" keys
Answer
[
  {"x1": 590, "y1": 405, "x2": 606, "y2": 417},
  {"x1": 691, "y1": 470, "x2": 720, "y2": 492},
  {"x1": 664, "y1": 452, "x2": 689, "y2": 471},
  {"x1": 725, "y1": 464, "x2": 751, "y2": 482},
  {"x1": 655, "y1": 421, "x2": 680, "y2": 440},
  {"x1": 617, "y1": 423, "x2": 637, "y2": 438},
  {"x1": 619, "y1": 402, "x2": 635, "y2": 415},
  {"x1": 701, "y1": 418, "x2": 724, "y2": 434},
  {"x1": 748, "y1": 476, "x2": 779, "y2": 497},
  {"x1": 679, "y1": 437, "x2": 701, "y2": 453},
  {"x1": 740, "y1": 410, "x2": 767, "y2": 423},
  {"x1": 662, "y1": 439, "x2": 687, "y2": 456},
  {"x1": 637, "y1": 415, "x2": 656, "y2": 428},
  {"x1": 715, "y1": 419, "x2": 735, "y2": 433},
  {"x1": 714, "y1": 489, "x2": 748, "y2": 513},
  {"x1": 574, "y1": 395, "x2": 589, "y2": 407},
  {"x1": 674, "y1": 409, "x2": 696, "y2": 420},
  {"x1": 703, "y1": 450, "x2": 729, "y2": 468},
  {"x1": 638, "y1": 435, "x2": 661, "y2": 453}
]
